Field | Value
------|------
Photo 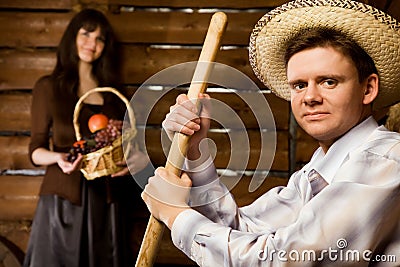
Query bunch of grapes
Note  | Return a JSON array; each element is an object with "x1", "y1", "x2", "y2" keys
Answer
[
  {"x1": 67, "y1": 119, "x2": 123, "y2": 162},
  {"x1": 66, "y1": 140, "x2": 93, "y2": 162}
]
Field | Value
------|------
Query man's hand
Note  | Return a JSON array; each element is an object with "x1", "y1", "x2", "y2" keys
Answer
[
  {"x1": 162, "y1": 93, "x2": 211, "y2": 161},
  {"x1": 142, "y1": 167, "x2": 192, "y2": 229}
]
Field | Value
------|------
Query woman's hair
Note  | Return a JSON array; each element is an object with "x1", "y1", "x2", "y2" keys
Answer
[
  {"x1": 51, "y1": 8, "x2": 121, "y2": 95},
  {"x1": 284, "y1": 27, "x2": 378, "y2": 83}
]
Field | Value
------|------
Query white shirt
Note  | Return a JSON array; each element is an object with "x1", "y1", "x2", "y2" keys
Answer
[{"x1": 171, "y1": 117, "x2": 400, "y2": 266}]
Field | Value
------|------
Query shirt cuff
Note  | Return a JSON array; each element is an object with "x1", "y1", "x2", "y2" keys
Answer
[{"x1": 171, "y1": 209, "x2": 212, "y2": 257}]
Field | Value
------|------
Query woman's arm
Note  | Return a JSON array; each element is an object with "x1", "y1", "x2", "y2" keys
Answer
[
  {"x1": 29, "y1": 76, "x2": 82, "y2": 174},
  {"x1": 31, "y1": 147, "x2": 82, "y2": 174}
]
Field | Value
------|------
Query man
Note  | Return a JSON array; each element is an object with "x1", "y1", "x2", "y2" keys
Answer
[{"x1": 142, "y1": 0, "x2": 400, "y2": 265}]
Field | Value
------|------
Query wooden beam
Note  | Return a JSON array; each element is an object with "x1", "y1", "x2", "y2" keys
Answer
[
  {"x1": 387, "y1": 0, "x2": 400, "y2": 20},
  {"x1": 108, "y1": 0, "x2": 288, "y2": 8},
  {"x1": 0, "y1": 11, "x2": 265, "y2": 47},
  {"x1": 0, "y1": 89, "x2": 288, "y2": 132},
  {"x1": 0, "y1": 128, "x2": 320, "y2": 172},
  {"x1": 0, "y1": 0, "x2": 72, "y2": 10},
  {"x1": 0, "y1": 176, "x2": 41, "y2": 220},
  {"x1": 0, "y1": 46, "x2": 264, "y2": 90},
  {"x1": 0, "y1": 92, "x2": 32, "y2": 132}
]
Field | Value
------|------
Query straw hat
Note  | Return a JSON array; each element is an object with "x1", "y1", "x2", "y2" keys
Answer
[{"x1": 249, "y1": 0, "x2": 400, "y2": 110}]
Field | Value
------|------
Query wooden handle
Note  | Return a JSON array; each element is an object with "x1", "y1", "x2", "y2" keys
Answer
[{"x1": 135, "y1": 12, "x2": 228, "y2": 267}]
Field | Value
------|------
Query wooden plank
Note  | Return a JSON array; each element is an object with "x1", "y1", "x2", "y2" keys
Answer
[
  {"x1": 366, "y1": 0, "x2": 387, "y2": 11},
  {"x1": 108, "y1": 0, "x2": 288, "y2": 8},
  {"x1": 121, "y1": 45, "x2": 265, "y2": 89},
  {"x1": 0, "y1": 203, "x2": 35, "y2": 225},
  {"x1": 127, "y1": 89, "x2": 288, "y2": 130},
  {"x1": 387, "y1": 0, "x2": 400, "y2": 20},
  {"x1": 0, "y1": 49, "x2": 55, "y2": 90},
  {"x1": 137, "y1": 128, "x2": 288, "y2": 171},
  {"x1": 0, "y1": 176, "x2": 41, "y2": 197},
  {"x1": 296, "y1": 128, "x2": 319, "y2": 163},
  {"x1": 0, "y1": 12, "x2": 73, "y2": 48},
  {"x1": 109, "y1": 0, "x2": 380, "y2": 9},
  {"x1": 0, "y1": 130, "x2": 287, "y2": 171},
  {"x1": 0, "y1": 176, "x2": 41, "y2": 220},
  {"x1": 0, "y1": 89, "x2": 288, "y2": 132},
  {"x1": 0, "y1": 0, "x2": 72, "y2": 10},
  {"x1": 0, "y1": 46, "x2": 263, "y2": 90},
  {"x1": 0, "y1": 137, "x2": 39, "y2": 170},
  {"x1": 0, "y1": 128, "x2": 317, "y2": 171},
  {"x1": 106, "y1": 11, "x2": 264, "y2": 46},
  {"x1": 81, "y1": 0, "x2": 109, "y2": 5},
  {"x1": 0, "y1": 11, "x2": 265, "y2": 47},
  {"x1": 0, "y1": 92, "x2": 32, "y2": 132}
]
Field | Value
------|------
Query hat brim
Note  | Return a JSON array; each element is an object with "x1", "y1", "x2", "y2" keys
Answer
[{"x1": 249, "y1": 0, "x2": 400, "y2": 110}]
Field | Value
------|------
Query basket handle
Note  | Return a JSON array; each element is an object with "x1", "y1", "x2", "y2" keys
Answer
[{"x1": 73, "y1": 87, "x2": 136, "y2": 141}]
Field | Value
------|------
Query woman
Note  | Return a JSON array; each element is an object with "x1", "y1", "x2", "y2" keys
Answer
[{"x1": 24, "y1": 9, "x2": 153, "y2": 267}]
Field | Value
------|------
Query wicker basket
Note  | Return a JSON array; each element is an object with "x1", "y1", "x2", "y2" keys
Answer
[{"x1": 73, "y1": 87, "x2": 137, "y2": 180}]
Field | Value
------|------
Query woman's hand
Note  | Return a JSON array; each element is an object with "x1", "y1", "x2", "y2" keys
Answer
[
  {"x1": 57, "y1": 153, "x2": 83, "y2": 175},
  {"x1": 111, "y1": 147, "x2": 150, "y2": 177},
  {"x1": 142, "y1": 167, "x2": 192, "y2": 229}
]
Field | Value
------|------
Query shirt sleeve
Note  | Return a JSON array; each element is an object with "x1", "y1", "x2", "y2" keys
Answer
[
  {"x1": 184, "y1": 155, "x2": 218, "y2": 187},
  {"x1": 29, "y1": 76, "x2": 53, "y2": 166},
  {"x1": 171, "y1": 145, "x2": 400, "y2": 266}
]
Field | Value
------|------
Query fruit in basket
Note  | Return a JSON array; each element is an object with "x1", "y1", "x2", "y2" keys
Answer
[
  {"x1": 66, "y1": 140, "x2": 87, "y2": 162},
  {"x1": 94, "y1": 119, "x2": 123, "y2": 148},
  {"x1": 88, "y1": 113, "x2": 109, "y2": 133},
  {"x1": 67, "y1": 118, "x2": 124, "y2": 162}
]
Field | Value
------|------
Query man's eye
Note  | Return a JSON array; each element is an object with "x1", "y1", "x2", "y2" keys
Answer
[
  {"x1": 293, "y1": 83, "x2": 306, "y2": 90},
  {"x1": 322, "y1": 79, "x2": 337, "y2": 88}
]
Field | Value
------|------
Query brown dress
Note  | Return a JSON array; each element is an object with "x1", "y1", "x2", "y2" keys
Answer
[{"x1": 23, "y1": 76, "x2": 154, "y2": 267}]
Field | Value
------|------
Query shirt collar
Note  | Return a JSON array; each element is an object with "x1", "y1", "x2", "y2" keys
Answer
[{"x1": 305, "y1": 116, "x2": 378, "y2": 184}]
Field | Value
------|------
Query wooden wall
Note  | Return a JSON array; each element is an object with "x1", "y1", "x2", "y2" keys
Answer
[{"x1": 0, "y1": 0, "x2": 399, "y2": 265}]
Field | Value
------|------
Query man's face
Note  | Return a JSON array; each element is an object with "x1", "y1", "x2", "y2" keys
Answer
[{"x1": 287, "y1": 46, "x2": 370, "y2": 146}]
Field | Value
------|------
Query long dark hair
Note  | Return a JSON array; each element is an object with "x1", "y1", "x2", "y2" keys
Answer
[{"x1": 51, "y1": 9, "x2": 121, "y2": 96}]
